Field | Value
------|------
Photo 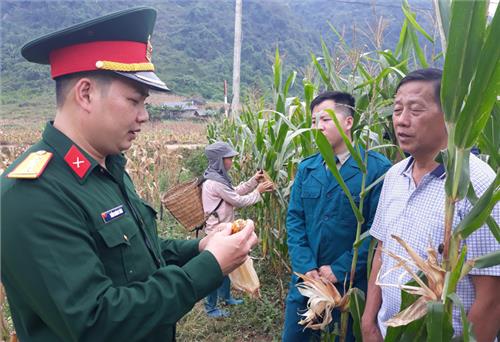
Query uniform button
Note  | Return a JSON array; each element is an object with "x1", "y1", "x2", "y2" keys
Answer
[
  {"x1": 324, "y1": 215, "x2": 329, "y2": 221},
  {"x1": 129, "y1": 270, "x2": 133, "y2": 274},
  {"x1": 123, "y1": 234, "x2": 128, "y2": 241},
  {"x1": 100, "y1": 167, "x2": 104, "y2": 173},
  {"x1": 327, "y1": 193, "x2": 332, "y2": 198}
]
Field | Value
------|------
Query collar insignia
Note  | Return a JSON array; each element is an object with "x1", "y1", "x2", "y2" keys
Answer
[{"x1": 64, "y1": 145, "x2": 90, "y2": 179}]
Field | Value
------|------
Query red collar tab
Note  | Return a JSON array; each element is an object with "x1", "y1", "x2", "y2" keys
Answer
[
  {"x1": 49, "y1": 40, "x2": 150, "y2": 78},
  {"x1": 64, "y1": 145, "x2": 91, "y2": 179}
]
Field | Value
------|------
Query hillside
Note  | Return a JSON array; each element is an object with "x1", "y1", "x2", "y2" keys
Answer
[{"x1": 1, "y1": 0, "x2": 436, "y2": 111}]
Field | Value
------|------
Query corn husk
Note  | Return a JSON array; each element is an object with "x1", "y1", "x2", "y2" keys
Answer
[
  {"x1": 229, "y1": 257, "x2": 260, "y2": 298},
  {"x1": 376, "y1": 235, "x2": 445, "y2": 327},
  {"x1": 294, "y1": 272, "x2": 349, "y2": 330},
  {"x1": 258, "y1": 170, "x2": 276, "y2": 190}
]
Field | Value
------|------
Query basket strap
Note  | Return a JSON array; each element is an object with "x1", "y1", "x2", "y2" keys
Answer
[{"x1": 191, "y1": 198, "x2": 224, "y2": 237}]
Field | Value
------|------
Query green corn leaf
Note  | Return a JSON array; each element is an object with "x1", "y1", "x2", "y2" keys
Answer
[
  {"x1": 360, "y1": 172, "x2": 387, "y2": 198},
  {"x1": 472, "y1": 250, "x2": 500, "y2": 269},
  {"x1": 455, "y1": 8, "x2": 500, "y2": 148},
  {"x1": 443, "y1": 147, "x2": 471, "y2": 201},
  {"x1": 325, "y1": 109, "x2": 367, "y2": 173},
  {"x1": 477, "y1": 102, "x2": 500, "y2": 170},
  {"x1": 455, "y1": 59, "x2": 500, "y2": 148},
  {"x1": 348, "y1": 288, "x2": 366, "y2": 342},
  {"x1": 441, "y1": 0, "x2": 487, "y2": 123},
  {"x1": 273, "y1": 47, "x2": 281, "y2": 93},
  {"x1": 407, "y1": 24, "x2": 429, "y2": 68},
  {"x1": 314, "y1": 130, "x2": 363, "y2": 221},
  {"x1": 426, "y1": 301, "x2": 454, "y2": 342},
  {"x1": 311, "y1": 52, "x2": 332, "y2": 90},
  {"x1": 367, "y1": 238, "x2": 377, "y2": 280},
  {"x1": 433, "y1": 0, "x2": 451, "y2": 51},
  {"x1": 402, "y1": 2, "x2": 434, "y2": 42},
  {"x1": 353, "y1": 230, "x2": 371, "y2": 248},
  {"x1": 283, "y1": 71, "x2": 297, "y2": 99},
  {"x1": 395, "y1": 18, "x2": 409, "y2": 58},
  {"x1": 447, "y1": 293, "x2": 476, "y2": 342},
  {"x1": 453, "y1": 171, "x2": 500, "y2": 241},
  {"x1": 328, "y1": 21, "x2": 349, "y2": 51},
  {"x1": 446, "y1": 245, "x2": 467, "y2": 295}
]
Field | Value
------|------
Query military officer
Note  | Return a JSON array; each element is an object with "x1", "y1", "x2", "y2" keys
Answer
[{"x1": 0, "y1": 7, "x2": 257, "y2": 342}]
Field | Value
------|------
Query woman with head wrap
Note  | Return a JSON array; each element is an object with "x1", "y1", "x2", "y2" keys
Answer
[{"x1": 202, "y1": 141, "x2": 273, "y2": 318}]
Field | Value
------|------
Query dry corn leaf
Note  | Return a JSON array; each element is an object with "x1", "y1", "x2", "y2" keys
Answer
[
  {"x1": 377, "y1": 235, "x2": 445, "y2": 327},
  {"x1": 294, "y1": 272, "x2": 349, "y2": 330}
]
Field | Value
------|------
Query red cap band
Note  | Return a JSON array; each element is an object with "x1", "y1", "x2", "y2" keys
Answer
[{"x1": 49, "y1": 41, "x2": 148, "y2": 78}]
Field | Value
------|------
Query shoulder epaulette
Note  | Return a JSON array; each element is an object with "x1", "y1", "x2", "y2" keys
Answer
[{"x1": 7, "y1": 150, "x2": 53, "y2": 179}]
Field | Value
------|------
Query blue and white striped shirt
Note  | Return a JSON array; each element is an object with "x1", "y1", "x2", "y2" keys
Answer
[{"x1": 370, "y1": 154, "x2": 500, "y2": 336}]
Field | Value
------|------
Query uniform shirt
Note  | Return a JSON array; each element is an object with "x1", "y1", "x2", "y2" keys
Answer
[
  {"x1": 370, "y1": 155, "x2": 500, "y2": 336},
  {"x1": 286, "y1": 149, "x2": 392, "y2": 293},
  {"x1": 202, "y1": 177, "x2": 261, "y2": 233},
  {"x1": 1, "y1": 122, "x2": 223, "y2": 342}
]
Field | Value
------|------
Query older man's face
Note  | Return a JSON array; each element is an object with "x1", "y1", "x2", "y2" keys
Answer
[{"x1": 393, "y1": 80, "x2": 448, "y2": 159}]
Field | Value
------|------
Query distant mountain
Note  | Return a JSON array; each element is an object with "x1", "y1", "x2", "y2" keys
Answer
[{"x1": 1, "y1": 0, "x2": 437, "y2": 107}]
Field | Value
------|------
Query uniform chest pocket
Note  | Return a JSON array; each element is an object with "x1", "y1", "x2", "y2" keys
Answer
[
  {"x1": 96, "y1": 216, "x2": 155, "y2": 284},
  {"x1": 339, "y1": 194, "x2": 360, "y2": 225},
  {"x1": 301, "y1": 189, "x2": 321, "y2": 219}
]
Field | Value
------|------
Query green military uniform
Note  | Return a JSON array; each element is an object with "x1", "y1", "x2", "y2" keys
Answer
[
  {"x1": 1, "y1": 122, "x2": 223, "y2": 341},
  {"x1": 1, "y1": 7, "x2": 223, "y2": 342}
]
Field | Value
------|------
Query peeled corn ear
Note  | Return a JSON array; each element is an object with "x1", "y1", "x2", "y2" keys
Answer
[
  {"x1": 231, "y1": 219, "x2": 247, "y2": 234},
  {"x1": 229, "y1": 257, "x2": 260, "y2": 298}
]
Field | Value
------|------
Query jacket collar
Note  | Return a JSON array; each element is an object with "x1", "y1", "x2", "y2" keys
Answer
[
  {"x1": 307, "y1": 147, "x2": 363, "y2": 190},
  {"x1": 42, "y1": 121, "x2": 126, "y2": 184}
]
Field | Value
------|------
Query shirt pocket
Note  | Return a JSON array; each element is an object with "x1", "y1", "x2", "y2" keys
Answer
[
  {"x1": 96, "y1": 216, "x2": 155, "y2": 284},
  {"x1": 339, "y1": 194, "x2": 360, "y2": 226},
  {"x1": 301, "y1": 188, "x2": 321, "y2": 221}
]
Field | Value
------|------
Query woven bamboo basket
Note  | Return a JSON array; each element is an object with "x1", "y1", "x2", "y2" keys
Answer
[{"x1": 161, "y1": 179, "x2": 205, "y2": 230}]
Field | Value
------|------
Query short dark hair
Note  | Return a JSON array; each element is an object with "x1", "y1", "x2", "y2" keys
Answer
[
  {"x1": 55, "y1": 71, "x2": 114, "y2": 107},
  {"x1": 310, "y1": 91, "x2": 355, "y2": 116},
  {"x1": 395, "y1": 68, "x2": 443, "y2": 107}
]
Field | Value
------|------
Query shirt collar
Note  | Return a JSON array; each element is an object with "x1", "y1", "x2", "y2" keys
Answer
[
  {"x1": 401, "y1": 156, "x2": 446, "y2": 179},
  {"x1": 336, "y1": 150, "x2": 350, "y2": 166}
]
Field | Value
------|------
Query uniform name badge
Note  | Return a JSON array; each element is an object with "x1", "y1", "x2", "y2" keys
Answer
[
  {"x1": 8, "y1": 150, "x2": 53, "y2": 179},
  {"x1": 101, "y1": 205, "x2": 126, "y2": 223}
]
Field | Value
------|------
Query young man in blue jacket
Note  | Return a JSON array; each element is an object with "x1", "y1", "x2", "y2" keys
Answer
[{"x1": 282, "y1": 91, "x2": 391, "y2": 341}]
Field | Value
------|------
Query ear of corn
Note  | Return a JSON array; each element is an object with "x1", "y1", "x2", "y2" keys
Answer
[{"x1": 294, "y1": 272, "x2": 349, "y2": 330}]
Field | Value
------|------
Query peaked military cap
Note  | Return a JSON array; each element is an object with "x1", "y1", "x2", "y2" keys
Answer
[{"x1": 21, "y1": 7, "x2": 169, "y2": 92}]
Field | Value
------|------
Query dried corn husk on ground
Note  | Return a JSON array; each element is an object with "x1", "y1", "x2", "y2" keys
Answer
[
  {"x1": 294, "y1": 272, "x2": 349, "y2": 330},
  {"x1": 1, "y1": 284, "x2": 17, "y2": 342},
  {"x1": 229, "y1": 257, "x2": 261, "y2": 298},
  {"x1": 376, "y1": 234, "x2": 446, "y2": 327}
]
